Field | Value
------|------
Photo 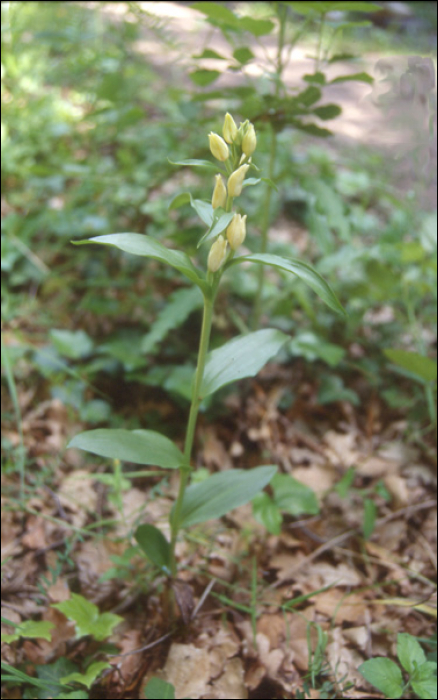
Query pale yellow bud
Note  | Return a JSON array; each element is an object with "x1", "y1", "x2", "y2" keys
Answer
[
  {"x1": 226, "y1": 213, "x2": 247, "y2": 251},
  {"x1": 223, "y1": 112, "x2": 238, "y2": 144},
  {"x1": 242, "y1": 123, "x2": 257, "y2": 156},
  {"x1": 212, "y1": 174, "x2": 227, "y2": 209},
  {"x1": 208, "y1": 132, "x2": 229, "y2": 162},
  {"x1": 227, "y1": 164, "x2": 250, "y2": 198},
  {"x1": 207, "y1": 235, "x2": 227, "y2": 272}
]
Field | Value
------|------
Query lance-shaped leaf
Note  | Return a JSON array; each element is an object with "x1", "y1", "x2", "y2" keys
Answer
[
  {"x1": 229, "y1": 253, "x2": 346, "y2": 316},
  {"x1": 176, "y1": 465, "x2": 277, "y2": 527},
  {"x1": 73, "y1": 233, "x2": 208, "y2": 294},
  {"x1": 169, "y1": 192, "x2": 214, "y2": 227},
  {"x1": 384, "y1": 349, "x2": 437, "y2": 383},
  {"x1": 68, "y1": 429, "x2": 184, "y2": 469},
  {"x1": 134, "y1": 524, "x2": 171, "y2": 573},
  {"x1": 168, "y1": 158, "x2": 221, "y2": 173},
  {"x1": 201, "y1": 328, "x2": 289, "y2": 399},
  {"x1": 197, "y1": 210, "x2": 235, "y2": 249}
]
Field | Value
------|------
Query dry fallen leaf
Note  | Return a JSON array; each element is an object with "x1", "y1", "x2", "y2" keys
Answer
[{"x1": 161, "y1": 643, "x2": 211, "y2": 699}]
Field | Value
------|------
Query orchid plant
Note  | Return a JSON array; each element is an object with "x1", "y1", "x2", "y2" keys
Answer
[{"x1": 68, "y1": 114, "x2": 345, "y2": 615}]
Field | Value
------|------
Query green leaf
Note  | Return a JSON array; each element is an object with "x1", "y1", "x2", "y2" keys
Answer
[
  {"x1": 411, "y1": 663, "x2": 438, "y2": 700},
  {"x1": 197, "y1": 210, "x2": 235, "y2": 249},
  {"x1": 49, "y1": 329, "x2": 94, "y2": 360},
  {"x1": 189, "y1": 69, "x2": 220, "y2": 87},
  {"x1": 233, "y1": 47, "x2": 254, "y2": 64},
  {"x1": 359, "y1": 658, "x2": 403, "y2": 697},
  {"x1": 304, "y1": 72, "x2": 326, "y2": 85},
  {"x1": 168, "y1": 158, "x2": 219, "y2": 173},
  {"x1": 318, "y1": 374, "x2": 360, "y2": 406},
  {"x1": 52, "y1": 594, "x2": 122, "y2": 641},
  {"x1": 169, "y1": 192, "x2": 215, "y2": 228},
  {"x1": 36, "y1": 657, "x2": 79, "y2": 696},
  {"x1": 334, "y1": 467, "x2": 356, "y2": 498},
  {"x1": 192, "y1": 2, "x2": 240, "y2": 27},
  {"x1": 104, "y1": 234, "x2": 206, "y2": 289},
  {"x1": 68, "y1": 429, "x2": 184, "y2": 469},
  {"x1": 362, "y1": 497, "x2": 377, "y2": 540},
  {"x1": 272, "y1": 474, "x2": 319, "y2": 516},
  {"x1": 73, "y1": 233, "x2": 208, "y2": 293},
  {"x1": 168, "y1": 192, "x2": 192, "y2": 210},
  {"x1": 384, "y1": 349, "x2": 437, "y2": 383},
  {"x1": 261, "y1": 177, "x2": 278, "y2": 191},
  {"x1": 230, "y1": 254, "x2": 346, "y2": 315},
  {"x1": 201, "y1": 329, "x2": 289, "y2": 399},
  {"x1": 191, "y1": 199, "x2": 215, "y2": 227},
  {"x1": 193, "y1": 49, "x2": 226, "y2": 60},
  {"x1": 252, "y1": 492, "x2": 282, "y2": 535},
  {"x1": 1, "y1": 661, "x2": 63, "y2": 690},
  {"x1": 238, "y1": 17, "x2": 275, "y2": 36},
  {"x1": 1, "y1": 620, "x2": 54, "y2": 643},
  {"x1": 288, "y1": 331, "x2": 345, "y2": 367},
  {"x1": 141, "y1": 287, "x2": 202, "y2": 355},
  {"x1": 293, "y1": 121, "x2": 333, "y2": 137},
  {"x1": 295, "y1": 86, "x2": 321, "y2": 107},
  {"x1": 134, "y1": 524, "x2": 171, "y2": 573},
  {"x1": 61, "y1": 662, "x2": 110, "y2": 689},
  {"x1": 145, "y1": 677, "x2": 176, "y2": 700},
  {"x1": 176, "y1": 465, "x2": 277, "y2": 527},
  {"x1": 286, "y1": 1, "x2": 380, "y2": 14},
  {"x1": 313, "y1": 104, "x2": 342, "y2": 120},
  {"x1": 330, "y1": 72, "x2": 373, "y2": 85},
  {"x1": 397, "y1": 633, "x2": 427, "y2": 675},
  {"x1": 331, "y1": 2, "x2": 381, "y2": 12}
]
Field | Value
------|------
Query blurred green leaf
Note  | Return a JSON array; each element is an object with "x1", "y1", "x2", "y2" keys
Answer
[
  {"x1": 233, "y1": 47, "x2": 254, "y2": 64},
  {"x1": 189, "y1": 69, "x2": 220, "y2": 87},
  {"x1": 362, "y1": 497, "x2": 377, "y2": 540},
  {"x1": 271, "y1": 474, "x2": 319, "y2": 516},
  {"x1": 53, "y1": 594, "x2": 122, "y2": 641},
  {"x1": 384, "y1": 350, "x2": 437, "y2": 383},
  {"x1": 61, "y1": 662, "x2": 109, "y2": 690},
  {"x1": 49, "y1": 329, "x2": 94, "y2": 360},
  {"x1": 135, "y1": 524, "x2": 171, "y2": 573},
  {"x1": 145, "y1": 677, "x2": 175, "y2": 700},
  {"x1": 252, "y1": 492, "x2": 283, "y2": 535}
]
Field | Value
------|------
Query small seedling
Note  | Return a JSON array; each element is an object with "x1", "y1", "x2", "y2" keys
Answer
[
  {"x1": 334, "y1": 466, "x2": 391, "y2": 539},
  {"x1": 359, "y1": 632, "x2": 437, "y2": 699},
  {"x1": 67, "y1": 114, "x2": 344, "y2": 615},
  {"x1": 2, "y1": 593, "x2": 120, "y2": 697}
]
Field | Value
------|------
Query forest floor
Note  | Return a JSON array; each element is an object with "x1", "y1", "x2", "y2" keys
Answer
[{"x1": 2, "y1": 3, "x2": 437, "y2": 699}]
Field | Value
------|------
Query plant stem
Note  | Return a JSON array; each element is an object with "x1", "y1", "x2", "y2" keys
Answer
[
  {"x1": 169, "y1": 290, "x2": 216, "y2": 576},
  {"x1": 251, "y1": 124, "x2": 277, "y2": 329}
]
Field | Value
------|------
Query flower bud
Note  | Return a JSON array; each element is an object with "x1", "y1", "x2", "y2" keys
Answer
[
  {"x1": 208, "y1": 132, "x2": 229, "y2": 162},
  {"x1": 212, "y1": 174, "x2": 227, "y2": 209},
  {"x1": 242, "y1": 123, "x2": 256, "y2": 156},
  {"x1": 223, "y1": 112, "x2": 238, "y2": 144},
  {"x1": 227, "y1": 164, "x2": 250, "y2": 198},
  {"x1": 226, "y1": 213, "x2": 247, "y2": 250},
  {"x1": 207, "y1": 235, "x2": 227, "y2": 272}
]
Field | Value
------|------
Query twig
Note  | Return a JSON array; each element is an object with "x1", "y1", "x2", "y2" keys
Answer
[{"x1": 107, "y1": 631, "x2": 173, "y2": 658}]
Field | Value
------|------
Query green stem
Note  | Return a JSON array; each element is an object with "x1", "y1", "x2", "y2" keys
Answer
[
  {"x1": 251, "y1": 124, "x2": 277, "y2": 329},
  {"x1": 169, "y1": 290, "x2": 216, "y2": 576}
]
